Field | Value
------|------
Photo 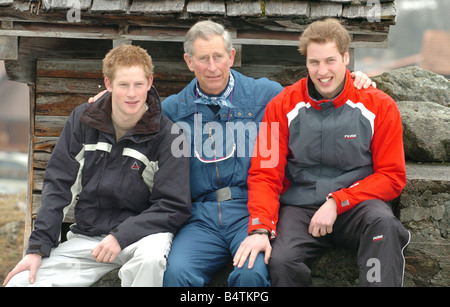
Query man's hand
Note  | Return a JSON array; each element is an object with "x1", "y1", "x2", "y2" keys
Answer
[
  {"x1": 91, "y1": 234, "x2": 121, "y2": 263},
  {"x1": 233, "y1": 232, "x2": 271, "y2": 269},
  {"x1": 3, "y1": 253, "x2": 42, "y2": 286},
  {"x1": 309, "y1": 198, "x2": 338, "y2": 237},
  {"x1": 88, "y1": 90, "x2": 107, "y2": 104},
  {"x1": 351, "y1": 71, "x2": 377, "y2": 89}
]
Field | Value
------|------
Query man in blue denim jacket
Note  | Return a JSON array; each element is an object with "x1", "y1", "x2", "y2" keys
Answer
[
  {"x1": 162, "y1": 20, "x2": 374, "y2": 287},
  {"x1": 162, "y1": 21, "x2": 282, "y2": 287}
]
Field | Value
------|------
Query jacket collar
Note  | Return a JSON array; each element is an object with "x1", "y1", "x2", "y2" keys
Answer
[
  {"x1": 177, "y1": 69, "x2": 252, "y2": 119},
  {"x1": 80, "y1": 86, "x2": 162, "y2": 138},
  {"x1": 305, "y1": 69, "x2": 353, "y2": 110}
]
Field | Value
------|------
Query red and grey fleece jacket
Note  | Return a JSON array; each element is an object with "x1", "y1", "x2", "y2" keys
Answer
[{"x1": 247, "y1": 69, "x2": 406, "y2": 237}]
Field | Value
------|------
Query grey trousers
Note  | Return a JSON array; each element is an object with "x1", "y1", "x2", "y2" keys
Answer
[{"x1": 269, "y1": 199, "x2": 410, "y2": 287}]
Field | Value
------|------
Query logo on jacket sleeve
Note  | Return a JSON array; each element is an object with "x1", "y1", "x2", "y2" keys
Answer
[
  {"x1": 344, "y1": 134, "x2": 357, "y2": 139},
  {"x1": 131, "y1": 161, "x2": 140, "y2": 170}
]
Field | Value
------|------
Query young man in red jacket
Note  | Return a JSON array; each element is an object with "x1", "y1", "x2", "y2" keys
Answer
[{"x1": 234, "y1": 18, "x2": 410, "y2": 286}]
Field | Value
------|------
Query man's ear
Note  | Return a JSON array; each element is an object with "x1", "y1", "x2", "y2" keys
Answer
[
  {"x1": 147, "y1": 76, "x2": 154, "y2": 91},
  {"x1": 343, "y1": 51, "x2": 350, "y2": 66},
  {"x1": 183, "y1": 54, "x2": 195, "y2": 72},
  {"x1": 228, "y1": 48, "x2": 236, "y2": 68},
  {"x1": 104, "y1": 77, "x2": 113, "y2": 92}
]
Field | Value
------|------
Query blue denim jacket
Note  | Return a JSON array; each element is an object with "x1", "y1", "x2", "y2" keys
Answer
[{"x1": 162, "y1": 69, "x2": 283, "y2": 201}]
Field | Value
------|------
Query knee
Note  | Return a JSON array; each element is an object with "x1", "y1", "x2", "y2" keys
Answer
[
  {"x1": 364, "y1": 211, "x2": 406, "y2": 235},
  {"x1": 269, "y1": 247, "x2": 306, "y2": 272},
  {"x1": 228, "y1": 256, "x2": 270, "y2": 287},
  {"x1": 269, "y1": 249, "x2": 312, "y2": 286},
  {"x1": 4, "y1": 271, "x2": 33, "y2": 287},
  {"x1": 163, "y1": 254, "x2": 203, "y2": 287}
]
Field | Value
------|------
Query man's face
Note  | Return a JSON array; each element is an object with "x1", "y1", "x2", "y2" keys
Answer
[
  {"x1": 306, "y1": 41, "x2": 349, "y2": 99},
  {"x1": 184, "y1": 35, "x2": 236, "y2": 95},
  {"x1": 105, "y1": 65, "x2": 152, "y2": 119}
]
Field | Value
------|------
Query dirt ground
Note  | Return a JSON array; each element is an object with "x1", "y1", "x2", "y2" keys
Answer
[{"x1": 0, "y1": 192, "x2": 26, "y2": 285}]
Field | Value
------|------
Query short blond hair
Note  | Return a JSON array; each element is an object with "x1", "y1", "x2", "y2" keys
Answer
[
  {"x1": 299, "y1": 18, "x2": 351, "y2": 57},
  {"x1": 102, "y1": 45, "x2": 154, "y2": 82}
]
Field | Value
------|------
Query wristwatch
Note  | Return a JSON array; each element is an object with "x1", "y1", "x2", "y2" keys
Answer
[{"x1": 249, "y1": 229, "x2": 270, "y2": 237}]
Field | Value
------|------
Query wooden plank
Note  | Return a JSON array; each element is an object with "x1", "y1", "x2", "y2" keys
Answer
[
  {"x1": 264, "y1": 1, "x2": 310, "y2": 17},
  {"x1": 91, "y1": 0, "x2": 128, "y2": 12},
  {"x1": 23, "y1": 84, "x2": 35, "y2": 255},
  {"x1": 31, "y1": 194, "x2": 40, "y2": 219},
  {"x1": 33, "y1": 136, "x2": 58, "y2": 153},
  {"x1": 227, "y1": 1, "x2": 262, "y2": 17},
  {"x1": 32, "y1": 169, "x2": 44, "y2": 192},
  {"x1": 36, "y1": 77, "x2": 105, "y2": 94},
  {"x1": 34, "y1": 115, "x2": 68, "y2": 137},
  {"x1": 130, "y1": 0, "x2": 185, "y2": 14},
  {"x1": 186, "y1": 1, "x2": 226, "y2": 15},
  {"x1": 310, "y1": 2, "x2": 343, "y2": 18},
  {"x1": 37, "y1": 59, "x2": 103, "y2": 79},
  {"x1": 36, "y1": 94, "x2": 90, "y2": 116},
  {"x1": 33, "y1": 151, "x2": 52, "y2": 170}
]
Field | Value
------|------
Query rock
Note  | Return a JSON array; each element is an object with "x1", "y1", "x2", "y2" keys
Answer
[
  {"x1": 0, "y1": 221, "x2": 24, "y2": 244},
  {"x1": 398, "y1": 101, "x2": 450, "y2": 162},
  {"x1": 401, "y1": 164, "x2": 450, "y2": 287},
  {"x1": 91, "y1": 268, "x2": 121, "y2": 287},
  {"x1": 372, "y1": 66, "x2": 450, "y2": 107}
]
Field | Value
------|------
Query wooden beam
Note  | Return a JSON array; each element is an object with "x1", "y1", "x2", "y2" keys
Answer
[{"x1": 0, "y1": 22, "x2": 390, "y2": 48}]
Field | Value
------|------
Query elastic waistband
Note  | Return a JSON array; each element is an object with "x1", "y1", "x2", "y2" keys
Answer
[{"x1": 196, "y1": 186, "x2": 248, "y2": 203}]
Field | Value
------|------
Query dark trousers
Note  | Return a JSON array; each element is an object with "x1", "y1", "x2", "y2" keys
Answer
[{"x1": 269, "y1": 199, "x2": 410, "y2": 287}]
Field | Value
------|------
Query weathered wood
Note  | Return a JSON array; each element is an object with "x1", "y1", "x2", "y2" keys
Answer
[
  {"x1": 36, "y1": 77, "x2": 105, "y2": 94},
  {"x1": 0, "y1": 35, "x2": 17, "y2": 59},
  {"x1": 36, "y1": 94, "x2": 91, "y2": 116},
  {"x1": 37, "y1": 60, "x2": 103, "y2": 79},
  {"x1": 130, "y1": 0, "x2": 185, "y2": 14},
  {"x1": 91, "y1": 0, "x2": 128, "y2": 13},
  {"x1": 33, "y1": 136, "x2": 57, "y2": 153},
  {"x1": 186, "y1": 1, "x2": 226, "y2": 15},
  {"x1": 23, "y1": 83, "x2": 35, "y2": 255},
  {"x1": 32, "y1": 169, "x2": 44, "y2": 192},
  {"x1": 33, "y1": 151, "x2": 52, "y2": 170},
  {"x1": 264, "y1": 1, "x2": 310, "y2": 17},
  {"x1": 34, "y1": 115, "x2": 68, "y2": 137},
  {"x1": 226, "y1": 1, "x2": 262, "y2": 17}
]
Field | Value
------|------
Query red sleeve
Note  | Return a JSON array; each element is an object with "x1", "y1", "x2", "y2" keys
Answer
[
  {"x1": 247, "y1": 90, "x2": 291, "y2": 237},
  {"x1": 330, "y1": 92, "x2": 406, "y2": 215}
]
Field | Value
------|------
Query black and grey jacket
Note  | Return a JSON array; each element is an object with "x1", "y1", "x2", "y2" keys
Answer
[{"x1": 27, "y1": 87, "x2": 191, "y2": 256}]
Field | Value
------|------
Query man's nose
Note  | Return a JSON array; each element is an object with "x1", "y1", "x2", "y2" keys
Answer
[
  {"x1": 318, "y1": 62, "x2": 328, "y2": 76},
  {"x1": 127, "y1": 85, "x2": 136, "y2": 96},
  {"x1": 207, "y1": 57, "x2": 217, "y2": 70}
]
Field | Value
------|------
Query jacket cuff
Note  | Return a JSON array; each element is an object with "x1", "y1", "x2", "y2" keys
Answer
[
  {"x1": 328, "y1": 192, "x2": 353, "y2": 215},
  {"x1": 26, "y1": 243, "x2": 52, "y2": 258},
  {"x1": 248, "y1": 216, "x2": 277, "y2": 238}
]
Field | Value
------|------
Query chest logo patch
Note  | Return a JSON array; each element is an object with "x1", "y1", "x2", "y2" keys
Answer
[
  {"x1": 131, "y1": 161, "x2": 140, "y2": 170},
  {"x1": 344, "y1": 134, "x2": 357, "y2": 139}
]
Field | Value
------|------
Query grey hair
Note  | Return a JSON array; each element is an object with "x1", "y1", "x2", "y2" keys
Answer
[{"x1": 184, "y1": 20, "x2": 233, "y2": 57}]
